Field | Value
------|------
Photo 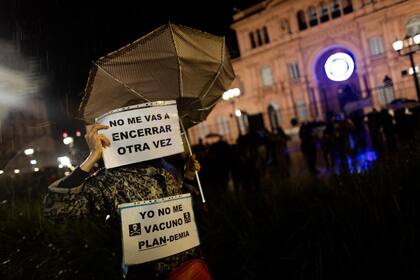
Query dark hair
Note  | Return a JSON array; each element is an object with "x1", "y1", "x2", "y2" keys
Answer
[{"x1": 290, "y1": 118, "x2": 298, "y2": 127}]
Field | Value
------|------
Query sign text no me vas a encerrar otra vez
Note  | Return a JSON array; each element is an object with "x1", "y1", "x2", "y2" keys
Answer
[{"x1": 95, "y1": 101, "x2": 185, "y2": 169}]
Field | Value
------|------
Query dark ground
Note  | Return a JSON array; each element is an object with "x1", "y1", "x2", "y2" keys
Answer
[{"x1": 1, "y1": 140, "x2": 420, "y2": 279}]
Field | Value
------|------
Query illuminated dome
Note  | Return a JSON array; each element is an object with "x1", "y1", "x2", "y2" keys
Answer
[{"x1": 324, "y1": 52, "x2": 355, "y2": 82}]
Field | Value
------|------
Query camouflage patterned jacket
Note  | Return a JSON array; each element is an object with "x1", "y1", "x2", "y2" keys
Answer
[{"x1": 43, "y1": 161, "x2": 197, "y2": 278}]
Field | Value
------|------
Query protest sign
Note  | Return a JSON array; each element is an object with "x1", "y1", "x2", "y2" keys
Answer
[
  {"x1": 118, "y1": 193, "x2": 200, "y2": 266},
  {"x1": 95, "y1": 100, "x2": 184, "y2": 169}
]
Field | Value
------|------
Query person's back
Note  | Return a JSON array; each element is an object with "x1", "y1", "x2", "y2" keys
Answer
[
  {"x1": 299, "y1": 122, "x2": 319, "y2": 174},
  {"x1": 44, "y1": 161, "x2": 180, "y2": 219},
  {"x1": 206, "y1": 139, "x2": 231, "y2": 187},
  {"x1": 367, "y1": 109, "x2": 383, "y2": 153},
  {"x1": 43, "y1": 124, "x2": 201, "y2": 279},
  {"x1": 44, "y1": 160, "x2": 198, "y2": 279}
]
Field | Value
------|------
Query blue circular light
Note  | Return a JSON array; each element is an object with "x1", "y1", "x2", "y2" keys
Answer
[{"x1": 324, "y1": 52, "x2": 355, "y2": 82}]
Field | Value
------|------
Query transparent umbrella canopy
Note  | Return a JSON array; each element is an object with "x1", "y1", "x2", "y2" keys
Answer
[{"x1": 79, "y1": 23, "x2": 235, "y2": 128}]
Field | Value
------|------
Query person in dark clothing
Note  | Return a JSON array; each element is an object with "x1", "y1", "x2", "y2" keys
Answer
[
  {"x1": 299, "y1": 122, "x2": 319, "y2": 175},
  {"x1": 335, "y1": 117, "x2": 355, "y2": 170},
  {"x1": 205, "y1": 137, "x2": 232, "y2": 190},
  {"x1": 394, "y1": 108, "x2": 415, "y2": 144},
  {"x1": 235, "y1": 132, "x2": 261, "y2": 190},
  {"x1": 367, "y1": 108, "x2": 384, "y2": 154},
  {"x1": 321, "y1": 121, "x2": 337, "y2": 169},
  {"x1": 349, "y1": 111, "x2": 367, "y2": 153},
  {"x1": 380, "y1": 109, "x2": 397, "y2": 152},
  {"x1": 272, "y1": 125, "x2": 291, "y2": 177}
]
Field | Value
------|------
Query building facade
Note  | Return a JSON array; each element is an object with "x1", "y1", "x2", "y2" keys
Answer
[{"x1": 189, "y1": 0, "x2": 420, "y2": 144}]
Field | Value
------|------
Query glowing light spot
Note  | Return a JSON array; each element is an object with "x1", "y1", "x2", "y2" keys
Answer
[
  {"x1": 324, "y1": 52, "x2": 355, "y2": 82},
  {"x1": 24, "y1": 148, "x2": 34, "y2": 155}
]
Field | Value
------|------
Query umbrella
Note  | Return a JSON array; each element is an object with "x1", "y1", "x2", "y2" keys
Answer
[
  {"x1": 387, "y1": 98, "x2": 420, "y2": 110},
  {"x1": 79, "y1": 23, "x2": 236, "y2": 128},
  {"x1": 205, "y1": 132, "x2": 223, "y2": 139}
]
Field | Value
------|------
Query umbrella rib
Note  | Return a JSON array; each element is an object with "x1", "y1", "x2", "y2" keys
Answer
[
  {"x1": 95, "y1": 63, "x2": 152, "y2": 102},
  {"x1": 169, "y1": 23, "x2": 183, "y2": 97},
  {"x1": 198, "y1": 37, "x2": 225, "y2": 100}
]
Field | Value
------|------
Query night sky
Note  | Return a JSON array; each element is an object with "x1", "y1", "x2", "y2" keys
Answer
[{"x1": 0, "y1": 0, "x2": 263, "y2": 132}]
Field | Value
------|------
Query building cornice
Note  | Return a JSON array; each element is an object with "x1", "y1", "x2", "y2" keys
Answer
[{"x1": 233, "y1": 0, "x2": 416, "y2": 63}]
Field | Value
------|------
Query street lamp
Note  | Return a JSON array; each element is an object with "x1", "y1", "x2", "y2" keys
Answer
[
  {"x1": 393, "y1": 34, "x2": 420, "y2": 101},
  {"x1": 24, "y1": 148, "x2": 34, "y2": 156},
  {"x1": 57, "y1": 156, "x2": 73, "y2": 170},
  {"x1": 63, "y1": 136, "x2": 74, "y2": 145},
  {"x1": 222, "y1": 88, "x2": 241, "y2": 100}
]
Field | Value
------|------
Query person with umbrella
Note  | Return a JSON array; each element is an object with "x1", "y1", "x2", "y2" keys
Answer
[{"x1": 43, "y1": 23, "x2": 235, "y2": 280}]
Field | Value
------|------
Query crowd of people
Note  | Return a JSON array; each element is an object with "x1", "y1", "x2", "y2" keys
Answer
[{"x1": 193, "y1": 105, "x2": 420, "y2": 190}]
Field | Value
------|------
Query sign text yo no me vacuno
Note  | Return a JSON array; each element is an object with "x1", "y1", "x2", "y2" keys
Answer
[{"x1": 119, "y1": 193, "x2": 200, "y2": 266}]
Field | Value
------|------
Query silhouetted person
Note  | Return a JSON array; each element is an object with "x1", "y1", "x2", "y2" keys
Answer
[
  {"x1": 349, "y1": 111, "x2": 367, "y2": 153},
  {"x1": 299, "y1": 122, "x2": 319, "y2": 175},
  {"x1": 206, "y1": 137, "x2": 231, "y2": 190},
  {"x1": 380, "y1": 109, "x2": 396, "y2": 152},
  {"x1": 321, "y1": 121, "x2": 336, "y2": 169},
  {"x1": 235, "y1": 132, "x2": 261, "y2": 191},
  {"x1": 367, "y1": 108, "x2": 384, "y2": 154},
  {"x1": 273, "y1": 125, "x2": 291, "y2": 177},
  {"x1": 335, "y1": 117, "x2": 355, "y2": 170},
  {"x1": 394, "y1": 108, "x2": 415, "y2": 144},
  {"x1": 412, "y1": 106, "x2": 420, "y2": 137}
]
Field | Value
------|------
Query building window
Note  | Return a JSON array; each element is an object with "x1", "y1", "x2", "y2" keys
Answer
[
  {"x1": 296, "y1": 101, "x2": 309, "y2": 121},
  {"x1": 197, "y1": 121, "x2": 209, "y2": 140},
  {"x1": 261, "y1": 65, "x2": 274, "y2": 87},
  {"x1": 249, "y1": 32, "x2": 256, "y2": 49},
  {"x1": 368, "y1": 36, "x2": 385, "y2": 56},
  {"x1": 262, "y1": 26, "x2": 270, "y2": 44},
  {"x1": 331, "y1": 0, "x2": 341, "y2": 19},
  {"x1": 406, "y1": 15, "x2": 420, "y2": 37},
  {"x1": 237, "y1": 111, "x2": 249, "y2": 135},
  {"x1": 297, "y1": 10, "x2": 308, "y2": 31},
  {"x1": 288, "y1": 63, "x2": 300, "y2": 80},
  {"x1": 320, "y1": 1, "x2": 330, "y2": 22},
  {"x1": 280, "y1": 19, "x2": 292, "y2": 34},
  {"x1": 217, "y1": 116, "x2": 230, "y2": 137},
  {"x1": 342, "y1": 0, "x2": 353, "y2": 14},
  {"x1": 308, "y1": 6, "x2": 318, "y2": 27},
  {"x1": 256, "y1": 29, "x2": 263, "y2": 46},
  {"x1": 249, "y1": 27, "x2": 270, "y2": 49}
]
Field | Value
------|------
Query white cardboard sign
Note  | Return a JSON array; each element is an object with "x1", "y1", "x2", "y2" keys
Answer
[
  {"x1": 95, "y1": 101, "x2": 184, "y2": 169},
  {"x1": 118, "y1": 193, "x2": 200, "y2": 266}
]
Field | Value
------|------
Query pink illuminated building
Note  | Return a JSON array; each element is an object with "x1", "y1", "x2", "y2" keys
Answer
[{"x1": 189, "y1": 0, "x2": 420, "y2": 144}]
